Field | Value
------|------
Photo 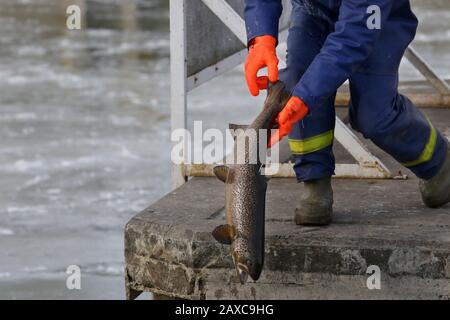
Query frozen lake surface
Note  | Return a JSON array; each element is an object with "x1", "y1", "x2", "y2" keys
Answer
[{"x1": 0, "y1": 0, "x2": 449, "y2": 299}]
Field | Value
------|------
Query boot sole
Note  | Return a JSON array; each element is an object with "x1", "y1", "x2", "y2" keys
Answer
[{"x1": 294, "y1": 209, "x2": 332, "y2": 226}]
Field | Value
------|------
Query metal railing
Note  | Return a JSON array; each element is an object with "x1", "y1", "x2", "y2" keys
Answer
[{"x1": 170, "y1": 0, "x2": 449, "y2": 188}]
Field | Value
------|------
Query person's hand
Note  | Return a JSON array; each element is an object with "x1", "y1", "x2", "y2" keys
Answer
[
  {"x1": 245, "y1": 35, "x2": 279, "y2": 96},
  {"x1": 269, "y1": 96, "x2": 309, "y2": 147}
]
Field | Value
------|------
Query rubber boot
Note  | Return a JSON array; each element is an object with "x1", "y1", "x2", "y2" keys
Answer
[
  {"x1": 419, "y1": 143, "x2": 450, "y2": 208},
  {"x1": 295, "y1": 177, "x2": 333, "y2": 226}
]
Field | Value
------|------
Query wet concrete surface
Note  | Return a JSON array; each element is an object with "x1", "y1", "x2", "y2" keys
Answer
[
  {"x1": 125, "y1": 108, "x2": 450, "y2": 299},
  {"x1": 125, "y1": 176, "x2": 450, "y2": 299}
]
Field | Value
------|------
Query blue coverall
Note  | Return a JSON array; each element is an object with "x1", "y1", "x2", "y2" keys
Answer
[{"x1": 244, "y1": 0, "x2": 448, "y2": 181}]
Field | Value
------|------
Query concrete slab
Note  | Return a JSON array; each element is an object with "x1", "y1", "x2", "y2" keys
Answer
[
  {"x1": 124, "y1": 108, "x2": 450, "y2": 300},
  {"x1": 125, "y1": 177, "x2": 450, "y2": 300}
]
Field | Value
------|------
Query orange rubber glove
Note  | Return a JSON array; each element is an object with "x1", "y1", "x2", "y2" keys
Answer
[
  {"x1": 269, "y1": 96, "x2": 309, "y2": 148},
  {"x1": 245, "y1": 35, "x2": 279, "y2": 96}
]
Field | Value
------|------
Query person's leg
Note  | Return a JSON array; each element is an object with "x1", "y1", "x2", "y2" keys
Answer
[
  {"x1": 279, "y1": 11, "x2": 336, "y2": 182},
  {"x1": 279, "y1": 11, "x2": 335, "y2": 225},
  {"x1": 349, "y1": 73, "x2": 449, "y2": 206},
  {"x1": 349, "y1": 73, "x2": 447, "y2": 180},
  {"x1": 349, "y1": 1, "x2": 450, "y2": 208},
  {"x1": 350, "y1": 73, "x2": 450, "y2": 209}
]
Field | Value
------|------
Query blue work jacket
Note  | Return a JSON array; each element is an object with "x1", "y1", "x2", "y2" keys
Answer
[{"x1": 244, "y1": 0, "x2": 418, "y2": 110}]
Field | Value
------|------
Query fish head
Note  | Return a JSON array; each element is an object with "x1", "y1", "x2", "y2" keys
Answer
[
  {"x1": 212, "y1": 226, "x2": 264, "y2": 284},
  {"x1": 231, "y1": 236, "x2": 263, "y2": 284}
]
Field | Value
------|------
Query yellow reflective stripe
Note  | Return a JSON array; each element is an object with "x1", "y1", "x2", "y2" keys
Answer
[
  {"x1": 401, "y1": 119, "x2": 437, "y2": 167},
  {"x1": 289, "y1": 130, "x2": 334, "y2": 155}
]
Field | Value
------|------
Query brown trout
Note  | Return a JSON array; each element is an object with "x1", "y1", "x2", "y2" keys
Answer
[{"x1": 212, "y1": 81, "x2": 290, "y2": 284}]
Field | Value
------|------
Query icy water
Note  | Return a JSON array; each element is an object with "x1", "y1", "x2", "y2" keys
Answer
[{"x1": 0, "y1": 0, "x2": 449, "y2": 299}]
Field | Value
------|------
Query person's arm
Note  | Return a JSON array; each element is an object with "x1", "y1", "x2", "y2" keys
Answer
[
  {"x1": 243, "y1": 0, "x2": 283, "y2": 96},
  {"x1": 293, "y1": 0, "x2": 395, "y2": 110},
  {"x1": 244, "y1": 0, "x2": 283, "y2": 45}
]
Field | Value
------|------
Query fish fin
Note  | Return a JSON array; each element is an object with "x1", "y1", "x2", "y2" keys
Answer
[
  {"x1": 229, "y1": 124, "x2": 248, "y2": 140},
  {"x1": 213, "y1": 165, "x2": 229, "y2": 183},
  {"x1": 212, "y1": 224, "x2": 233, "y2": 245}
]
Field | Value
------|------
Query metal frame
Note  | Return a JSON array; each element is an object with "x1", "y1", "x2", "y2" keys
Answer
[
  {"x1": 404, "y1": 47, "x2": 450, "y2": 97},
  {"x1": 170, "y1": 0, "x2": 188, "y2": 187},
  {"x1": 170, "y1": 0, "x2": 448, "y2": 188}
]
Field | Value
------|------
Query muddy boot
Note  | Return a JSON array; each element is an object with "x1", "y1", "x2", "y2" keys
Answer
[
  {"x1": 295, "y1": 177, "x2": 333, "y2": 226},
  {"x1": 419, "y1": 144, "x2": 450, "y2": 208}
]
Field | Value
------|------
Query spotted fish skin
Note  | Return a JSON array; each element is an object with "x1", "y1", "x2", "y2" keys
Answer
[{"x1": 213, "y1": 81, "x2": 290, "y2": 284}]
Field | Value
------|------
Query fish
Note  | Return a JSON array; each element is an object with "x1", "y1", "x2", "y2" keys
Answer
[{"x1": 212, "y1": 81, "x2": 290, "y2": 284}]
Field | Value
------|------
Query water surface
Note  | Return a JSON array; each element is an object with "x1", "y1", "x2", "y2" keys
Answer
[{"x1": 0, "y1": 0, "x2": 448, "y2": 299}]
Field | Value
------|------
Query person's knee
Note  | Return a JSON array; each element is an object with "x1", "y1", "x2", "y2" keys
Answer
[
  {"x1": 350, "y1": 103, "x2": 392, "y2": 140},
  {"x1": 355, "y1": 114, "x2": 389, "y2": 140},
  {"x1": 349, "y1": 89, "x2": 399, "y2": 140}
]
